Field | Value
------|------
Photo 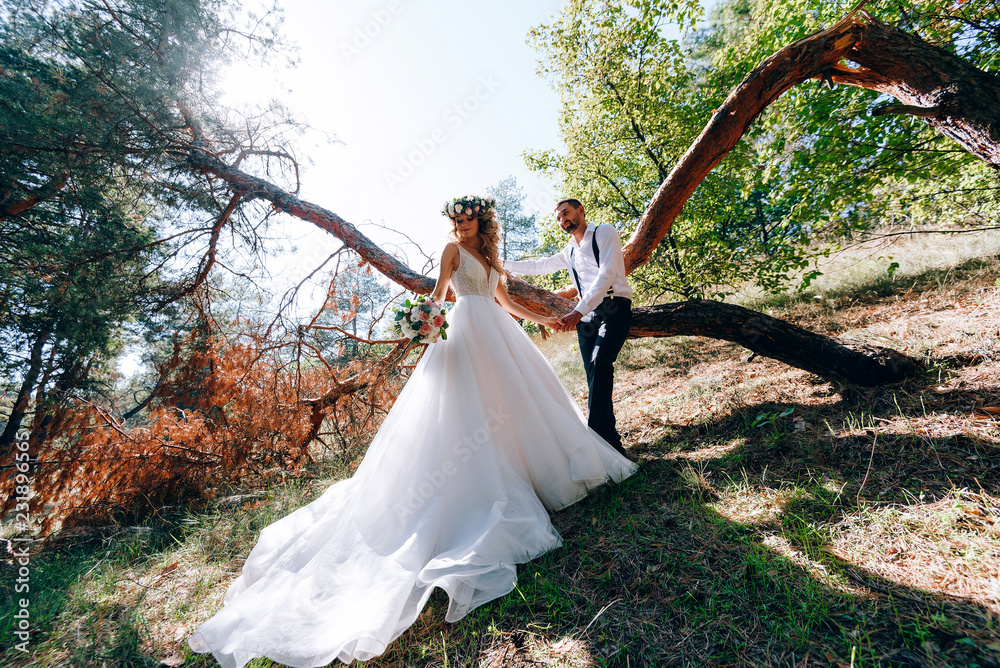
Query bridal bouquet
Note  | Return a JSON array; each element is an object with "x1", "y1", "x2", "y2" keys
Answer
[{"x1": 393, "y1": 296, "x2": 448, "y2": 344}]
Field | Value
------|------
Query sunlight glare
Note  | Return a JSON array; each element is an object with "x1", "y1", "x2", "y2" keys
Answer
[{"x1": 219, "y1": 59, "x2": 284, "y2": 108}]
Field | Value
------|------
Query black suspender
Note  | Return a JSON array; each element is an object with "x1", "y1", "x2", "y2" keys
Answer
[
  {"x1": 570, "y1": 247, "x2": 583, "y2": 297},
  {"x1": 570, "y1": 225, "x2": 613, "y2": 298}
]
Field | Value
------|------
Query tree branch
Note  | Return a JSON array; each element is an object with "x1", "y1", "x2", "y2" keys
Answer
[
  {"x1": 0, "y1": 172, "x2": 70, "y2": 220},
  {"x1": 872, "y1": 103, "x2": 942, "y2": 117},
  {"x1": 630, "y1": 300, "x2": 920, "y2": 386},
  {"x1": 623, "y1": 11, "x2": 867, "y2": 271},
  {"x1": 623, "y1": 5, "x2": 1000, "y2": 275}
]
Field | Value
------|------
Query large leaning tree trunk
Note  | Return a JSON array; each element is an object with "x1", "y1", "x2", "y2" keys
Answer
[
  {"x1": 188, "y1": 6, "x2": 999, "y2": 388},
  {"x1": 832, "y1": 18, "x2": 1000, "y2": 169},
  {"x1": 187, "y1": 150, "x2": 921, "y2": 388},
  {"x1": 625, "y1": 4, "x2": 1000, "y2": 270}
]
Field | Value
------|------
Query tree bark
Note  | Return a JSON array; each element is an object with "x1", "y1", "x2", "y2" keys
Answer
[
  {"x1": 622, "y1": 10, "x2": 868, "y2": 271},
  {"x1": 831, "y1": 17, "x2": 1000, "y2": 168},
  {"x1": 187, "y1": 151, "x2": 436, "y2": 295},
  {"x1": 630, "y1": 301, "x2": 921, "y2": 387},
  {"x1": 299, "y1": 339, "x2": 413, "y2": 449},
  {"x1": 623, "y1": 8, "x2": 1000, "y2": 273},
  {"x1": 0, "y1": 172, "x2": 69, "y2": 222},
  {"x1": 0, "y1": 331, "x2": 50, "y2": 457},
  {"x1": 187, "y1": 151, "x2": 578, "y2": 318}
]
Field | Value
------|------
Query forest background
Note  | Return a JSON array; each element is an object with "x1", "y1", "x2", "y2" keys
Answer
[
  {"x1": 5, "y1": 0, "x2": 997, "y2": 523},
  {"x1": 1, "y1": 0, "x2": 999, "y2": 663}
]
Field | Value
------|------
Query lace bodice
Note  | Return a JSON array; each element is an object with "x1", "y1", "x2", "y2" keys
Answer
[{"x1": 453, "y1": 245, "x2": 500, "y2": 299}]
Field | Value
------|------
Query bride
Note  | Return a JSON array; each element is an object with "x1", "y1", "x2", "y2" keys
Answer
[{"x1": 188, "y1": 195, "x2": 638, "y2": 668}]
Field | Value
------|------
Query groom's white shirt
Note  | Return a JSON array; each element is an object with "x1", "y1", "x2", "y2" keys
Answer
[{"x1": 504, "y1": 224, "x2": 632, "y2": 319}]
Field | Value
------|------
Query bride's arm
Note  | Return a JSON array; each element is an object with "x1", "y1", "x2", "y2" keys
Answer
[
  {"x1": 428, "y1": 243, "x2": 460, "y2": 304},
  {"x1": 494, "y1": 278, "x2": 561, "y2": 329}
]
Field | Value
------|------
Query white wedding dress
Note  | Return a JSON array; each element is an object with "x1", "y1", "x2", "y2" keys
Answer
[{"x1": 188, "y1": 245, "x2": 638, "y2": 668}]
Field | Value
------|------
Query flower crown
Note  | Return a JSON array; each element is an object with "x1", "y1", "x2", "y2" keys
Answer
[{"x1": 441, "y1": 195, "x2": 496, "y2": 218}]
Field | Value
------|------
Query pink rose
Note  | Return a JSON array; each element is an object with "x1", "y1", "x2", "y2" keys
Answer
[
  {"x1": 433, "y1": 315, "x2": 445, "y2": 327},
  {"x1": 418, "y1": 310, "x2": 431, "y2": 321},
  {"x1": 419, "y1": 323, "x2": 432, "y2": 335}
]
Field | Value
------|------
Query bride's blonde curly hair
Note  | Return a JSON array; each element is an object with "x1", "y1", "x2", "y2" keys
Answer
[{"x1": 447, "y1": 203, "x2": 503, "y2": 273}]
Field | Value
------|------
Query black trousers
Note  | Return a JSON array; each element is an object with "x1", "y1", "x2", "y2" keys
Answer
[{"x1": 576, "y1": 296, "x2": 632, "y2": 457}]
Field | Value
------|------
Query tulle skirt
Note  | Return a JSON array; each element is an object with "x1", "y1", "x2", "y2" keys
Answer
[{"x1": 188, "y1": 295, "x2": 637, "y2": 667}]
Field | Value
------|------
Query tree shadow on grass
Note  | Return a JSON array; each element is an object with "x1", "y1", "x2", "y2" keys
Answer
[
  {"x1": 0, "y1": 524, "x2": 186, "y2": 668},
  {"x1": 451, "y1": 454, "x2": 999, "y2": 668},
  {"x1": 428, "y1": 368, "x2": 1000, "y2": 668},
  {"x1": 5, "y1": 372, "x2": 999, "y2": 668},
  {"x1": 337, "y1": 256, "x2": 1000, "y2": 665}
]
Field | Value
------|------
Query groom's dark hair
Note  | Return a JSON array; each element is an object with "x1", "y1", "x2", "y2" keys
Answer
[{"x1": 555, "y1": 198, "x2": 583, "y2": 210}]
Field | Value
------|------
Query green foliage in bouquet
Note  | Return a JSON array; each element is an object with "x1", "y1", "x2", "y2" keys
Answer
[{"x1": 393, "y1": 296, "x2": 449, "y2": 344}]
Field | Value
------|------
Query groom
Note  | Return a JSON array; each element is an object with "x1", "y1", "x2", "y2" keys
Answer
[{"x1": 504, "y1": 198, "x2": 634, "y2": 459}]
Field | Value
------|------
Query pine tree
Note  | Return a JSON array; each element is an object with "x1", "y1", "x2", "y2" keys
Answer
[
  {"x1": 0, "y1": 0, "x2": 295, "y2": 456},
  {"x1": 487, "y1": 176, "x2": 538, "y2": 261}
]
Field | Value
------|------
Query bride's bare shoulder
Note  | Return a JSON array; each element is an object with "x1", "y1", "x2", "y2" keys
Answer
[{"x1": 441, "y1": 242, "x2": 460, "y2": 268}]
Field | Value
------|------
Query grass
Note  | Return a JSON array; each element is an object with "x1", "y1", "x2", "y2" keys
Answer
[{"x1": 3, "y1": 240, "x2": 1000, "y2": 667}]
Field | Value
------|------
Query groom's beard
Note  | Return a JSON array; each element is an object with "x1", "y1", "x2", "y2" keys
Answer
[{"x1": 561, "y1": 220, "x2": 579, "y2": 234}]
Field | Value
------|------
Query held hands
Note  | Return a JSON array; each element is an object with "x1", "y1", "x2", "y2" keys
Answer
[
  {"x1": 540, "y1": 316, "x2": 562, "y2": 331},
  {"x1": 556, "y1": 310, "x2": 583, "y2": 332}
]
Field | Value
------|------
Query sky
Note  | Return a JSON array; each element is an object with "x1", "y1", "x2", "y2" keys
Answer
[
  {"x1": 216, "y1": 0, "x2": 719, "y2": 309},
  {"x1": 222, "y1": 0, "x2": 571, "y2": 286}
]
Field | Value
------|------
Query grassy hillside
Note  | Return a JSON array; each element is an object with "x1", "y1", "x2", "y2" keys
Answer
[{"x1": 3, "y1": 234, "x2": 999, "y2": 667}]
